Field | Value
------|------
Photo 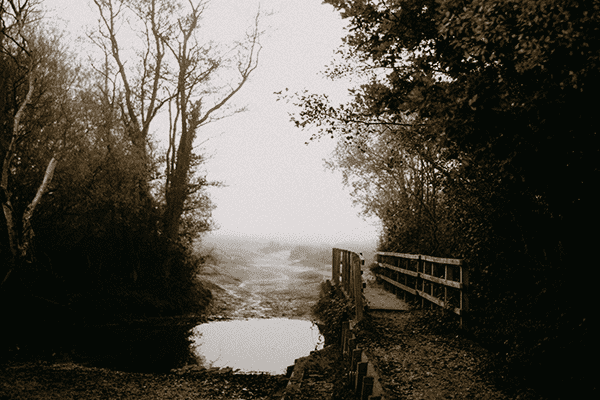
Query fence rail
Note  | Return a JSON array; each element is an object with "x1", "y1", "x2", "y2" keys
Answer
[
  {"x1": 332, "y1": 248, "x2": 365, "y2": 322},
  {"x1": 375, "y1": 252, "x2": 469, "y2": 327}
]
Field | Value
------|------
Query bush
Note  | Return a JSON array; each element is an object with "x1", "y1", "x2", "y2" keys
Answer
[{"x1": 311, "y1": 281, "x2": 352, "y2": 345}]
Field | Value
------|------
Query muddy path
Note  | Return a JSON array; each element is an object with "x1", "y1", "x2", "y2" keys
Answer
[{"x1": 198, "y1": 249, "x2": 331, "y2": 320}]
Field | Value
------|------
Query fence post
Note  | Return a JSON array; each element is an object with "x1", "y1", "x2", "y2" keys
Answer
[
  {"x1": 444, "y1": 264, "x2": 448, "y2": 308},
  {"x1": 418, "y1": 255, "x2": 424, "y2": 308},
  {"x1": 342, "y1": 251, "x2": 348, "y2": 294},
  {"x1": 355, "y1": 361, "x2": 368, "y2": 394},
  {"x1": 353, "y1": 253, "x2": 364, "y2": 321},
  {"x1": 332, "y1": 248, "x2": 340, "y2": 286},
  {"x1": 460, "y1": 263, "x2": 469, "y2": 329},
  {"x1": 361, "y1": 376, "x2": 375, "y2": 400}
]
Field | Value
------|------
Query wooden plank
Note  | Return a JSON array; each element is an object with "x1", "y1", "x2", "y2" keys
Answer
[
  {"x1": 380, "y1": 262, "x2": 461, "y2": 288},
  {"x1": 375, "y1": 274, "x2": 417, "y2": 296},
  {"x1": 417, "y1": 290, "x2": 444, "y2": 307},
  {"x1": 376, "y1": 251, "x2": 420, "y2": 260},
  {"x1": 420, "y1": 254, "x2": 463, "y2": 265},
  {"x1": 415, "y1": 290, "x2": 462, "y2": 316},
  {"x1": 377, "y1": 251, "x2": 462, "y2": 266},
  {"x1": 378, "y1": 262, "x2": 419, "y2": 277},
  {"x1": 377, "y1": 273, "x2": 464, "y2": 315},
  {"x1": 419, "y1": 272, "x2": 462, "y2": 289}
]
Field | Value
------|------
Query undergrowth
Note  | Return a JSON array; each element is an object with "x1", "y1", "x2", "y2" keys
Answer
[{"x1": 311, "y1": 281, "x2": 352, "y2": 346}]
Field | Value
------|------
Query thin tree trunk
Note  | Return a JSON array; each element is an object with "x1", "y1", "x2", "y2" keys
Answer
[
  {"x1": 1, "y1": 71, "x2": 34, "y2": 263},
  {"x1": 20, "y1": 157, "x2": 58, "y2": 258},
  {"x1": 1, "y1": 157, "x2": 58, "y2": 288}
]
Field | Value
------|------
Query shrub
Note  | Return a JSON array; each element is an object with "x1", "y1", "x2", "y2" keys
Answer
[{"x1": 311, "y1": 281, "x2": 351, "y2": 345}]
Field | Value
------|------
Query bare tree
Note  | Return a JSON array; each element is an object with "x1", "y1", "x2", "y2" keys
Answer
[
  {"x1": 91, "y1": 0, "x2": 179, "y2": 160},
  {"x1": 91, "y1": 0, "x2": 261, "y2": 250},
  {"x1": 162, "y1": 2, "x2": 261, "y2": 242},
  {"x1": 1, "y1": 0, "x2": 61, "y2": 286}
]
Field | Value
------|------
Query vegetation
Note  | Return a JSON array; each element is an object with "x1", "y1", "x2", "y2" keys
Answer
[
  {"x1": 311, "y1": 281, "x2": 351, "y2": 346},
  {"x1": 1, "y1": 0, "x2": 260, "y2": 356},
  {"x1": 289, "y1": 0, "x2": 598, "y2": 397}
]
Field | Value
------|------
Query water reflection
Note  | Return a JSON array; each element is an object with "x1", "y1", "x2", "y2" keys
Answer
[{"x1": 190, "y1": 318, "x2": 324, "y2": 374}]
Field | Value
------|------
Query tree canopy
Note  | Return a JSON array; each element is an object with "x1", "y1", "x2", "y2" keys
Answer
[
  {"x1": 290, "y1": 0, "x2": 598, "y2": 396},
  {"x1": 1, "y1": 0, "x2": 260, "y2": 354}
]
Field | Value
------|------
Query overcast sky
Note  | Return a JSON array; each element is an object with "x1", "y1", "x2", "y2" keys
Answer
[{"x1": 42, "y1": 0, "x2": 380, "y2": 245}]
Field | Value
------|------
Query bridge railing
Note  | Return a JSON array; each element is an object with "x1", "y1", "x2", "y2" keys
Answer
[
  {"x1": 331, "y1": 248, "x2": 364, "y2": 322},
  {"x1": 375, "y1": 252, "x2": 469, "y2": 327}
]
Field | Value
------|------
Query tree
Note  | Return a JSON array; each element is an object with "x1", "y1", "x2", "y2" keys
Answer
[
  {"x1": 0, "y1": 2, "x2": 216, "y2": 348},
  {"x1": 322, "y1": 118, "x2": 454, "y2": 256},
  {"x1": 292, "y1": 0, "x2": 599, "y2": 396},
  {"x1": 1, "y1": 0, "x2": 72, "y2": 286},
  {"x1": 91, "y1": 0, "x2": 261, "y2": 248},
  {"x1": 161, "y1": 1, "x2": 260, "y2": 243}
]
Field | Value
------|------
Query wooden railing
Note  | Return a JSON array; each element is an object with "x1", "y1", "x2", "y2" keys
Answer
[
  {"x1": 332, "y1": 248, "x2": 365, "y2": 322},
  {"x1": 331, "y1": 248, "x2": 383, "y2": 399},
  {"x1": 375, "y1": 252, "x2": 469, "y2": 327}
]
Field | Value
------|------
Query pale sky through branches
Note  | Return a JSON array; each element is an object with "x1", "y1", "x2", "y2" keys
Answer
[{"x1": 42, "y1": 0, "x2": 380, "y2": 245}]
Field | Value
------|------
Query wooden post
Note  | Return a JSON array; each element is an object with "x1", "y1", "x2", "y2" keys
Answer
[
  {"x1": 355, "y1": 362, "x2": 368, "y2": 393},
  {"x1": 361, "y1": 376, "x2": 375, "y2": 400},
  {"x1": 460, "y1": 263, "x2": 469, "y2": 329},
  {"x1": 443, "y1": 264, "x2": 448, "y2": 311},
  {"x1": 353, "y1": 253, "x2": 364, "y2": 321},
  {"x1": 349, "y1": 337, "x2": 356, "y2": 356},
  {"x1": 351, "y1": 348, "x2": 362, "y2": 372},
  {"x1": 429, "y1": 261, "x2": 434, "y2": 310},
  {"x1": 419, "y1": 256, "x2": 425, "y2": 308},
  {"x1": 342, "y1": 251, "x2": 348, "y2": 294},
  {"x1": 332, "y1": 248, "x2": 340, "y2": 286}
]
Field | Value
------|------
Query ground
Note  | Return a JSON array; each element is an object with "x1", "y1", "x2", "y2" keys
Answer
[
  {"x1": 354, "y1": 310, "x2": 545, "y2": 399},
  {"x1": 1, "y1": 247, "x2": 548, "y2": 399},
  {"x1": 0, "y1": 362, "x2": 287, "y2": 400}
]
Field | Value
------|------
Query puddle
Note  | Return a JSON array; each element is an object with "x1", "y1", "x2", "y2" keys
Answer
[{"x1": 190, "y1": 318, "x2": 324, "y2": 374}]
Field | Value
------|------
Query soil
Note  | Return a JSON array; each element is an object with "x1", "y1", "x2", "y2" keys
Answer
[
  {"x1": 353, "y1": 310, "x2": 546, "y2": 400},
  {"x1": 0, "y1": 361, "x2": 287, "y2": 399}
]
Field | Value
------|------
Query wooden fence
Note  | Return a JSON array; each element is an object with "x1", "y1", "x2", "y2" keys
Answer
[
  {"x1": 331, "y1": 248, "x2": 365, "y2": 322},
  {"x1": 331, "y1": 248, "x2": 383, "y2": 399},
  {"x1": 375, "y1": 252, "x2": 469, "y2": 327}
]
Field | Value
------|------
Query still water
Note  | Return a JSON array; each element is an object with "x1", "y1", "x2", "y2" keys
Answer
[{"x1": 190, "y1": 318, "x2": 324, "y2": 374}]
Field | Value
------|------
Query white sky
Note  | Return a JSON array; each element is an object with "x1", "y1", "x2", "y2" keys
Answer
[{"x1": 41, "y1": 0, "x2": 380, "y2": 245}]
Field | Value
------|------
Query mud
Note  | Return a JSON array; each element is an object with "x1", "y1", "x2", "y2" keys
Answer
[{"x1": 198, "y1": 249, "x2": 331, "y2": 320}]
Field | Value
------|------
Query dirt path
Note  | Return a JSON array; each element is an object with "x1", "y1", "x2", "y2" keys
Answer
[
  {"x1": 354, "y1": 310, "x2": 544, "y2": 399},
  {"x1": 199, "y1": 249, "x2": 328, "y2": 319}
]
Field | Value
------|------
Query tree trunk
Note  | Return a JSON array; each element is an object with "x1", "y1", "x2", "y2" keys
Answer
[
  {"x1": 163, "y1": 109, "x2": 195, "y2": 241},
  {"x1": 1, "y1": 157, "x2": 58, "y2": 288}
]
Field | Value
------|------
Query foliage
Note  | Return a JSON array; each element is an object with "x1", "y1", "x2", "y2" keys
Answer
[
  {"x1": 311, "y1": 281, "x2": 352, "y2": 345},
  {"x1": 0, "y1": 0, "x2": 228, "y2": 355},
  {"x1": 292, "y1": 0, "x2": 599, "y2": 396},
  {"x1": 90, "y1": 0, "x2": 261, "y2": 244},
  {"x1": 324, "y1": 120, "x2": 456, "y2": 256}
]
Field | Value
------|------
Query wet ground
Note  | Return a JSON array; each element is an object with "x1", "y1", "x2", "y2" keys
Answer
[{"x1": 199, "y1": 249, "x2": 331, "y2": 320}]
